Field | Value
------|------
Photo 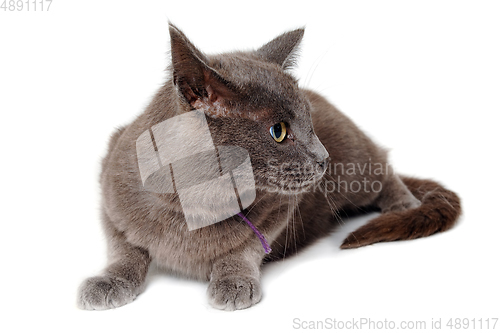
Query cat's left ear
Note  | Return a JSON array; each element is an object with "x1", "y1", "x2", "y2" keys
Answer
[
  {"x1": 256, "y1": 28, "x2": 305, "y2": 70},
  {"x1": 169, "y1": 23, "x2": 236, "y2": 112}
]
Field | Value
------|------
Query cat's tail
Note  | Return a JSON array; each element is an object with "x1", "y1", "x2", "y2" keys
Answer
[{"x1": 340, "y1": 176, "x2": 461, "y2": 249}]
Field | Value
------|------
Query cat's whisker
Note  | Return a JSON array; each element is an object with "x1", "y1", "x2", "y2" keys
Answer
[
  {"x1": 295, "y1": 194, "x2": 306, "y2": 240},
  {"x1": 283, "y1": 196, "x2": 291, "y2": 260},
  {"x1": 320, "y1": 178, "x2": 363, "y2": 247},
  {"x1": 325, "y1": 192, "x2": 350, "y2": 225},
  {"x1": 322, "y1": 173, "x2": 364, "y2": 212},
  {"x1": 274, "y1": 194, "x2": 283, "y2": 260},
  {"x1": 322, "y1": 192, "x2": 362, "y2": 247},
  {"x1": 292, "y1": 195, "x2": 298, "y2": 253},
  {"x1": 245, "y1": 192, "x2": 270, "y2": 216},
  {"x1": 320, "y1": 182, "x2": 345, "y2": 228},
  {"x1": 302, "y1": 44, "x2": 332, "y2": 90},
  {"x1": 317, "y1": 177, "x2": 350, "y2": 227}
]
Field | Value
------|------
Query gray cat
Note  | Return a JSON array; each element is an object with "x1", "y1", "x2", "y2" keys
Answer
[{"x1": 78, "y1": 24, "x2": 461, "y2": 311}]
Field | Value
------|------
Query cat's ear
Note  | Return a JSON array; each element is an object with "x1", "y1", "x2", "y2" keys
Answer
[
  {"x1": 169, "y1": 23, "x2": 236, "y2": 111},
  {"x1": 256, "y1": 28, "x2": 305, "y2": 70}
]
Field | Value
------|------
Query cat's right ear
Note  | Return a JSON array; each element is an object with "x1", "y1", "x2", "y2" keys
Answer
[
  {"x1": 256, "y1": 28, "x2": 305, "y2": 70},
  {"x1": 169, "y1": 23, "x2": 236, "y2": 112}
]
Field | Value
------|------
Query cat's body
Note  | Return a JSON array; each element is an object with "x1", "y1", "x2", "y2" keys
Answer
[{"x1": 78, "y1": 25, "x2": 461, "y2": 311}]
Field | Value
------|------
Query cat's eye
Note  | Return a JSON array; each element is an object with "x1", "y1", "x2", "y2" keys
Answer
[{"x1": 270, "y1": 122, "x2": 287, "y2": 143}]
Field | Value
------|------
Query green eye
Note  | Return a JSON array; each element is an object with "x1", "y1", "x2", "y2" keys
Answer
[{"x1": 270, "y1": 122, "x2": 287, "y2": 143}]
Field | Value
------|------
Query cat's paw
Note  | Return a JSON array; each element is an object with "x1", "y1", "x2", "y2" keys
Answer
[
  {"x1": 77, "y1": 275, "x2": 138, "y2": 310},
  {"x1": 382, "y1": 196, "x2": 421, "y2": 213},
  {"x1": 207, "y1": 275, "x2": 262, "y2": 311}
]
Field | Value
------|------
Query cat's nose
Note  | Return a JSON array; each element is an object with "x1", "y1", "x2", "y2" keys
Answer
[{"x1": 316, "y1": 157, "x2": 329, "y2": 174}]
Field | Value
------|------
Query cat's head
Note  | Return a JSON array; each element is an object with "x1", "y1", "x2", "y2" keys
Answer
[{"x1": 168, "y1": 24, "x2": 329, "y2": 194}]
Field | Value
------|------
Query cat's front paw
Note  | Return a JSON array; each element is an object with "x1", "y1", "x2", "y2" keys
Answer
[
  {"x1": 207, "y1": 275, "x2": 262, "y2": 311},
  {"x1": 77, "y1": 275, "x2": 138, "y2": 310}
]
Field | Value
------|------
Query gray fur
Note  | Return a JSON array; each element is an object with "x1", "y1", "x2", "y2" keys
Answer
[{"x1": 77, "y1": 24, "x2": 458, "y2": 311}]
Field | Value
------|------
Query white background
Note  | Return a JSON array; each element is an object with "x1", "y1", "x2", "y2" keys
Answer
[{"x1": 1, "y1": 1, "x2": 499, "y2": 332}]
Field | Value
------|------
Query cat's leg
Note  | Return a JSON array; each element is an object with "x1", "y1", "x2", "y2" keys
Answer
[
  {"x1": 375, "y1": 173, "x2": 422, "y2": 213},
  {"x1": 207, "y1": 249, "x2": 263, "y2": 311},
  {"x1": 339, "y1": 173, "x2": 421, "y2": 249},
  {"x1": 78, "y1": 213, "x2": 151, "y2": 310}
]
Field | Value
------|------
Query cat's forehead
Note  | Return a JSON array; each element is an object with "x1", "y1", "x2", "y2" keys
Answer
[
  {"x1": 213, "y1": 54, "x2": 296, "y2": 85},
  {"x1": 208, "y1": 53, "x2": 305, "y2": 119}
]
